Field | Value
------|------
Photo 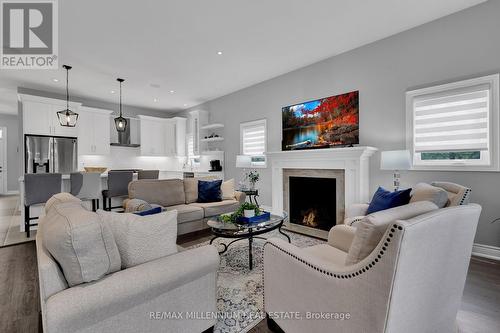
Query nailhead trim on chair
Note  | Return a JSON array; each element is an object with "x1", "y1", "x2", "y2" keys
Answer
[
  {"x1": 263, "y1": 225, "x2": 403, "y2": 280},
  {"x1": 348, "y1": 217, "x2": 364, "y2": 226},
  {"x1": 459, "y1": 188, "x2": 471, "y2": 205}
]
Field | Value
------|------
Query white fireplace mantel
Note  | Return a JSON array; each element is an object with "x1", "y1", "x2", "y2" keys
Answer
[{"x1": 267, "y1": 146, "x2": 377, "y2": 217}]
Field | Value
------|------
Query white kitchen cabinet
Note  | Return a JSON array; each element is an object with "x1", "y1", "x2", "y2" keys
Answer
[
  {"x1": 164, "y1": 120, "x2": 176, "y2": 155},
  {"x1": 78, "y1": 107, "x2": 112, "y2": 155},
  {"x1": 139, "y1": 116, "x2": 166, "y2": 156},
  {"x1": 20, "y1": 95, "x2": 82, "y2": 137},
  {"x1": 173, "y1": 117, "x2": 187, "y2": 156}
]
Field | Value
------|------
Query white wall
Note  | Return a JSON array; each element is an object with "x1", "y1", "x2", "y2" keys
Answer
[
  {"x1": 176, "y1": 0, "x2": 500, "y2": 247},
  {"x1": 0, "y1": 113, "x2": 20, "y2": 192}
]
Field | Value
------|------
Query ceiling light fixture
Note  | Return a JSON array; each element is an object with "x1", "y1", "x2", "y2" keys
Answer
[
  {"x1": 110, "y1": 90, "x2": 116, "y2": 94},
  {"x1": 56, "y1": 65, "x2": 79, "y2": 127},
  {"x1": 153, "y1": 98, "x2": 159, "y2": 102},
  {"x1": 52, "y1": 78, "x2": 59, "y2": 82},
  {"x1": 169, "y1": 90, "x2": 175, "y2": 93},
  {"x1": 217, "y1": 51, "x2": 223, "y2": 55},
  {"x1": 114, "y1": 78, "x2": 127, "y2": 132}
]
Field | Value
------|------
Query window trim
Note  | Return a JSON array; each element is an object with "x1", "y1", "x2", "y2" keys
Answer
[
  {"x1": 406, "y1": 74, "x2": 500, "y2": 172},
  {"x1": 240, "y1": 118, "x2": 267, "y2": 168}
]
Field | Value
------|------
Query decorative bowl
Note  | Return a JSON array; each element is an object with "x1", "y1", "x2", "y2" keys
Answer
[{"x1": 84, "y1": 167, "x2": 107, "y2": 173}]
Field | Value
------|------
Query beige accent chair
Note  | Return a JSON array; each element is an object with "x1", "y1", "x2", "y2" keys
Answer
[
  {"x1": 344, "y1": 181, "x2": 471, "y2": 226},
  {"x1": 264, "y1": 203, "x2": 481, "y2": 333}
]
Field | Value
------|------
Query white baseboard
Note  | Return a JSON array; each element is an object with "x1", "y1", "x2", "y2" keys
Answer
[
  {"x1": 472, "y1": 243, "x2": 500, "y2": 261},
  {"x1": 6, "y1": 190, "x2": 19, "y2": 195}
]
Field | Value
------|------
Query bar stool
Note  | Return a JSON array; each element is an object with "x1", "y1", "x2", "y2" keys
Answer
[
  {"x1": 24, "y1": 173, "x2": 62, "y2": 238},
  {"x1": 102, "y1": 171, "x2": 133, "y2": 211},
  {"x1": 138, "y1": 170, "x2": 159, "y2": 180},
  {"x1": 70, "y1": 172, "x2": 102, "y2": 212}
]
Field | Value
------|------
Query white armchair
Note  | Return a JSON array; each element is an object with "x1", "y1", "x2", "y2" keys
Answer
[{"x1": 264, "y1": 203, "x2": 481, "y2": 333}]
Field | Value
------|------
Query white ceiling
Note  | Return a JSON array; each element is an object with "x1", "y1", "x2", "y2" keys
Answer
[{"x1": 0, "y1": 0, "x2": 486, "y2": 115}]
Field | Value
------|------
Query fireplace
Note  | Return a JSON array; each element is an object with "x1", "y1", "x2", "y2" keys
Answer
[
  {"x1": 283, "y1": 168, "x2": 345, "y2": 239},
  {"x1": 289, "y1": 176, "x2": 336, "y2": 231}
]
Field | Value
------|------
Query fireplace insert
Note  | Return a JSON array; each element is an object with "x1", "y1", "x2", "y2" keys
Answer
[{"x1": 289, "y1": 176, "x2": 337, "y2": 231}]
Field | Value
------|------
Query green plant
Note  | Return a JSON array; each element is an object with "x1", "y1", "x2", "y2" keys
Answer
[
  {"x1": 245, "y1": 170, "x2": 260, "y2": 187},
  {"x1": 219, "y1": 202, "x2": 261, "y2": 223}
]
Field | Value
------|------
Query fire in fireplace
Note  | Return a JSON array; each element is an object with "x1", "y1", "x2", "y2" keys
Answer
[{"x1": 289, "y1": 176, "x2": 337, "y2": 231}]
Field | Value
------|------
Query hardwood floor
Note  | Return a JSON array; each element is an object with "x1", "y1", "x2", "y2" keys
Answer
[{"x1": 1, "y1": 239, "x2": 498, "y2": 333}]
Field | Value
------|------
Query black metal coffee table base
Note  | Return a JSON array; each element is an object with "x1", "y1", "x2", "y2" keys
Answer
[{"x1": 209, "y1": 222, "x2": 291, "y2": 270}]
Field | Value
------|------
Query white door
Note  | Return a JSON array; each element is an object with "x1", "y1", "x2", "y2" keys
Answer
[
  {"x1": 0, "y1": 127, "x2": 6, "y2": 194},
  {"x1": 92, "y1": 113, "x2": 111, "y2": 155},
  {"x1": 23, "y1": 101, "x2": 52, "y2": 135}
]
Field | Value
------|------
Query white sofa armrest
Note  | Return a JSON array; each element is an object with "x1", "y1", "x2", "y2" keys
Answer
[
  {"x1": 345, "y1": 203, "x2": 369, "y2": 219},
  {"x1": 46, "y1": 245, "x2": 219, "y2": 332},
  {"x1": 328, "y1": 225, "x2": 356, "y2": 252}
]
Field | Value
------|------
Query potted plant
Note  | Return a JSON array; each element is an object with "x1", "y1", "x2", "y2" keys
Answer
[{"x1": 245, "y1": 170, "x2": 260, "y2": 190}]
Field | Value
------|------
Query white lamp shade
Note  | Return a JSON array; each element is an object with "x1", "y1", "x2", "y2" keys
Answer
[
  {"x1": 380, "y1": 150, "x2": 412, "y2": 170},
  {"x1": 235, "y1": 155, "x2": 252, "y2": 168}
]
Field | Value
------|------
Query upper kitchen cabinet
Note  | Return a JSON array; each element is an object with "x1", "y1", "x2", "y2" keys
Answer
[
  {"x1": 138, "y1": 115, "x2": 187, "y2": 156},
  {"x1": 78, "y1": 107, "x2": 112, "y2": 155},
  {"x1": 19, "y1": 94, "x2": 82, "y2": 137},
  {"x1": 188, "y1": 110, "x2": 208, "y2": 156}
]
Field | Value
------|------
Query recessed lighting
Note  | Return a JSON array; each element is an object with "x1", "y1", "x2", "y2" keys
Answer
[
  {"x1": 153, "y1": 98, "x2": 159, "y2": 102},
  {"x1": 183, "y1": 103, "x2": 188, "y2": 107},
  {"x1": 52, "y1": 78, "x2": 59, "y2": 82},
  {"x1": 217, "y1": 51, "x2": 223, "y2": 55},
  {"x1": 110, "y1": 90, "x2": 116, "y2": 94},
  {"x1": 169, "y1": 90, "x2": 174, "y2": 93}
]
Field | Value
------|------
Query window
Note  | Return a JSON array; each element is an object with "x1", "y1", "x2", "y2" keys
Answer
[
  {"x1": 406, "y1": 74, "x2": 499, "y2": 171},
  {"x1": 240, "y1": 119, "x2": 267, "y2": 167}
]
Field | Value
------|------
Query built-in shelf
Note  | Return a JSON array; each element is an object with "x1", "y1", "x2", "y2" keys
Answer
[
  {"x1": 201, "y1": 123, "x2": 224, "y2": 130},
  {"x1": 201, "y1": 137, "x2": 224, "y2": 142}
]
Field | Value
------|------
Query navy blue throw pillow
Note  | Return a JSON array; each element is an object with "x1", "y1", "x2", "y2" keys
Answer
[
  {"x1": 133, "y1": 206, "x2": 162, "y2": 216},
  {"x1": 366, "y1": 187, "x2": 412, "y2": 215},
  {"x1": 197, "y1": 180, "x2": 222, "y2": 203}
]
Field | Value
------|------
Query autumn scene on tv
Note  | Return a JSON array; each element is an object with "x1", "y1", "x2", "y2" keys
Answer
[{"x1": 282, "y1": 91, "x2": 359, "y2": 150}]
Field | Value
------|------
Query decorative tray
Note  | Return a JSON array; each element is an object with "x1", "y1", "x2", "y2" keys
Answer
[{"x1": 237, "y1": 211, "x2": 271, "y2": 224}]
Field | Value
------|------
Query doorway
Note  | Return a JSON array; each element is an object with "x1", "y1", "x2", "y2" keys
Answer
[{"x1": 0, "y1": 127, "x2": 6, "y2": 194}]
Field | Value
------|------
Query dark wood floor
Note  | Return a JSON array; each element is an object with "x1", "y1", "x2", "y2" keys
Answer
[{"x1": 1, "y1": 240, "x2": 499, "y2": 333}]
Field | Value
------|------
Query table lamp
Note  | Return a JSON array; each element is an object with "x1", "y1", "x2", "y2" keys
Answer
[
  {"x1": 380, "y1": 150, "x2": 412, "y2": 191},
  {"x1": 235, "y1": 155, "x2": 252, "y2": 190}
]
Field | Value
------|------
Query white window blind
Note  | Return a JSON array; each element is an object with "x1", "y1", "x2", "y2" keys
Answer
[
  {"x1": 413, "y1": 84, "x2": 490, "y2": 153},
  {"x1": 242, "y1": 121, "x2": 266, "y2": 156}
]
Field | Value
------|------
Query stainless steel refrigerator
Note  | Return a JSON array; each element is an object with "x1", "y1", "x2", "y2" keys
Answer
[{"x1": 25, "y1": 135, "x2": 78, "y2": 174}]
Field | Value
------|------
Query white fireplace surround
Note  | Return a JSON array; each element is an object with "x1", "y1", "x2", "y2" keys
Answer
[{"x1": 267, "y1": 146, "x2": 377, "y2": 218}]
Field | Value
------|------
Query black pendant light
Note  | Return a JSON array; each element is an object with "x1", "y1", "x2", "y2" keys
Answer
[
  {"x1": 114, "y1": 78, "x2": 127, "y2": 132},
  {"x1": 57, "y1": 65, "x2": 79, "y2": 127}
]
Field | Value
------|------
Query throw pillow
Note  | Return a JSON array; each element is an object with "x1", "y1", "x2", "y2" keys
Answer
[
  {"x1": 366, "y1": 187, "x2": 412, "y2": 214},
  {"x1": 42, "y1": 202, "x2": 121, "y2": 287},
  {"x1": 221, "y1": 178, "x2": 236, "y2": 200},
  {"x1": 409, "y1": 183, "x2": 449, "y2": 208},
  {"x1": 98, "y1": 210, "x2": 178, "y2": 268},
  {"x1": 124, "y1": 198, "x2": 153, "y2": 213},
  {"x1": 184, "y1": 176, "x2": 217, "y2": 204},
  {"x1": 345, "y1": 201, "x2": 439, "y2": 265},
  {"x1": 197, "y1": 180, "x2": 223, "y2": 203},
  {"x1": 134, "y1": 206, "x2": 163, "y2": 216}
]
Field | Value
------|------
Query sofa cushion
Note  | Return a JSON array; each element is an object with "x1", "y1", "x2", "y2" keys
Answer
[
  {"x1": 128, "y1": 179, "x2": 185, "y2": 207},
  {"x1": 221, "y1": 178, "x2": 236, "y2": 200},
  {"x1": 191, "y1": 200, "x2": 240, "y2": 217},
  {"x1": 42, "y1": 201, "x2": 121, "y2": 287},
  {"x1": 345, "y1": 201, "x2": 438, "y2": 265},
  {"x1": 45, "y1": 192, "x2": 81, "y2": 214},
  {"x1": 366, "y1": 186, "x2": 412, "y2": 214},
  {"x1": 410, "y1": 183, "x2": 448, "y2": 208},
  {"x1": 165, "y1": 204, "x2": 204, "y2": 224},
  {"x1": 197, "y1": 180, "x2": 222, "y2": 203},
  {"x1": 98, "y1": 210, "x2": 178, "y2": 268},
  {"x1": 183, "y1": 177, "x2": 217, "y2": 204}
]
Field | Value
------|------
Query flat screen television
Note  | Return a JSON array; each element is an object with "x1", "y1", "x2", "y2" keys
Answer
[{"x1": 281, "y1": 90, "x2": 359, "y2": 150}]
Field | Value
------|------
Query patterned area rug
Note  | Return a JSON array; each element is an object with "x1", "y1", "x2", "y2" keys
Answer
[{"x1": 188, "y1": 230, "x2": 324, "y2": 333}]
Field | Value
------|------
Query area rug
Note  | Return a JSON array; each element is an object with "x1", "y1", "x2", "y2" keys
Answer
[{"x1": 187, "y1": 230, "x2": 324, "y2": 333}]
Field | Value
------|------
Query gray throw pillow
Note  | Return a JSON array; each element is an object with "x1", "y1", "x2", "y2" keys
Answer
[
  {"x1": 409, "y1": 183, "x2": 449, "y2": 208},
  {"x1": 98, "y1": 210, "x2": 178, "y2": 268},
  {"x1": 42, "y1": 202, "x2": 121, "y2": 287}
]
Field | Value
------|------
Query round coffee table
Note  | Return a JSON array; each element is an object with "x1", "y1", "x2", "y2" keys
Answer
[{"x1": 207, "y1": 213, "x2": 291, "y2": 270}]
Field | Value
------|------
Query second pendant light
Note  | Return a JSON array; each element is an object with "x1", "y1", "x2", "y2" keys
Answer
[{"x1": 114, "y1": 78, "x2": 127, "y2": 132}]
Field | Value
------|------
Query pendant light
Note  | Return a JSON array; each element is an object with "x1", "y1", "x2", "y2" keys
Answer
[
  {"x1": 114, "y1": 78, "x2": 127, "y2": 132},
  {"x1": 57, "y1": 65, "x2": 79, "y2": 127}
]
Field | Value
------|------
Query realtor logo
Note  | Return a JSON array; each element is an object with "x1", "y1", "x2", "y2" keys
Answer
[{"x1": 1, "y1": 0, "x2": 58, "y2": 69}]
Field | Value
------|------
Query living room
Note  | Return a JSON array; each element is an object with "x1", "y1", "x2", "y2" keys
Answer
[{"x1": 0, "y1": 0, "x2": 499, "y2": 332}]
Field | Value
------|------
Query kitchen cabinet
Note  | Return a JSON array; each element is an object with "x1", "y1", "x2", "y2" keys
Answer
[
  {"x1": 139, "y1": 116, "x2": 187, "y2": 156},
  {"x1": 20, "y1": 95, "x2": 82, "y2": 137},
  {"x1": 188, "y1": 110, "x2": 208, "y2": 156},
  {"x1": 164, "y1": 120, "x2": 176, "y2": 155},
  {"x1": 78, "y1": 107, "x2": 112, "y2": 155}
]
